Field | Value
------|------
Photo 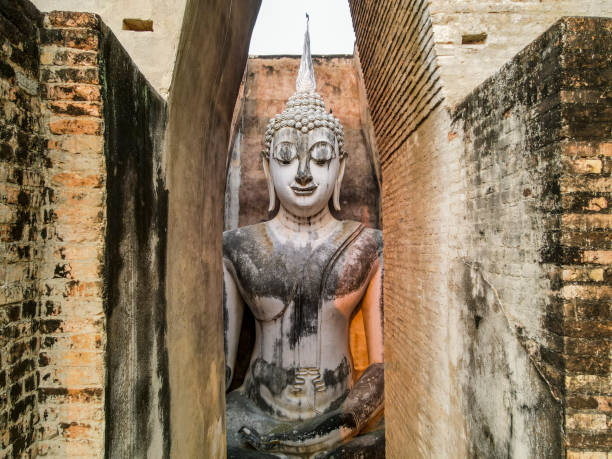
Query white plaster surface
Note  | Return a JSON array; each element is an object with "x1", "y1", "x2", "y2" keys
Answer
[
  {"x1": 429, "y1": 0, "x2": 612, "y2": 107},
  {"x1": 32, "y1": 0, "x2": 186, "y2": 97}
]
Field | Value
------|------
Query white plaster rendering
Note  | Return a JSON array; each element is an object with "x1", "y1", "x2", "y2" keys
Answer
[{"x1": 429, "y1": 0, "x2": 612, "y2": 107}]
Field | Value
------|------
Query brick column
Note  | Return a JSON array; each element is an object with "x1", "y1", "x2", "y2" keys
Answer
[
  {"x1": 0, "y1": 3, "x2": 44, "y2": 457},
  {"x1": 558, "y1": 20, "x2": 612, "y2": 451},
  {"x1": 562, "y1": 139, "x2": 612, "y2": 457},
  {"x1": 37, "y1": 12, "x2": 105, "y2": 456}
]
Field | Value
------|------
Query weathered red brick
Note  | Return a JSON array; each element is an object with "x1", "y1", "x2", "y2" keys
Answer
[
  {"x1": 41, "y1": 67, "x2": 99, "y2": 85},
  {"x1": 41, "y1": 84, "x2": 101, "y2": 102},
  {"x1": 48, "y1": 118, "x2": 102, "y2": 135},
  {"x1": 40, "y1": 28, "x2": 98, "y2": 51},
  {"x1": 47, "y1": 12, "x2": 99, "y2": 29},
  {"x1": 565, "y1": 158, "x2": 603, "y2": 175},
  {"x1": 582, "y1": 250, "x2": 612, "y2": 265},
  {"x1": 599, "y1": 143, "x2": 612, "y2": 156},
  {"x1": 562, "y1": 214, "x2": 612, "y2": 231},
  {"x1": 50, "y1": 172, "x2": 102, "y2": 188},
  {"x1": 40, "y1": 48, "x2": 97, "y2": 67},
  {"x1": 48, "y1": 134, "x2": 103, "y2": 154},
  {"x1": 564, "y1": 319, "x2": 612, "y2": 339},
  {"x1": 566, "y1": 432, "x2": 612, "y2": 449},
  {"x1": 48, "y1": 101, "x2": 101, "y2": 118}
]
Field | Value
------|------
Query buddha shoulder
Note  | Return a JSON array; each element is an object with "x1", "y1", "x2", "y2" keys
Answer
[
  {"x1": 336, "y1": 223, "x2": 382, "y2": 277},
  {"x1": 356, "y1": 225, "x2": 382, "y2": 259},
  {"x1": 222, "y1": 223, "x2": 271, "y2": 262}
]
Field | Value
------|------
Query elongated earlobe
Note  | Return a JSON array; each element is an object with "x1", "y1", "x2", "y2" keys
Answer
[
  {"x1": 333, "y1": 156, "x2": 346, "y2": 211},
  {"x1": 262, "y1": 156, "x2": 276, "y2": 212}
]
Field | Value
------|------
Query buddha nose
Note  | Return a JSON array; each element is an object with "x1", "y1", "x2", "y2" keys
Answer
[{"x1": 295, "y1": 158, "x2": 312, "y2": 185}]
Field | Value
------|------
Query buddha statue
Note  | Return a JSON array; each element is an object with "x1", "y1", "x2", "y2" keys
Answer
[{"x1": 223, "y1": 18, "x2": 384, "y2": 458}]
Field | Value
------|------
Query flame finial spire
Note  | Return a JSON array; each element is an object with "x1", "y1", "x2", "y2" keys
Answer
[
  {"x1": 296, "y1": 13, "x2": 316, "y2": 92},
  {"x1": 262, "y1": 14, "x2": 346, "y2": 163}
]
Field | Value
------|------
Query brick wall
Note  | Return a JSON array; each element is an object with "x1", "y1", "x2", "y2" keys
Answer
[
  {"x1": 554, "y1": 18, "x2": 611, "y2": 456},
  {"x1": 36, "y1": 11, "x2": 106, "y2": 456},
  {"x1": 449, "y1": 17, "x2": 598, "y2": 456},
  {"x1": 36, "y1": 10, "x2": 170, "y2": 457},
  {"x1": 0, "y1": 1, "x2": 259, "y2": 456},
  {"x1": 31, "y1": 0, "x2": 187, "y2": 98},
  {"x1": 349, "y1": 0, "x2": 443, "y2": 164},
  {"x1": 1, "y1": 4, "x2": 171, "y2": 456},
  {"x1": 351, "y1": 0, "x2": 611, "y2": 455},
  {"x1": 454, "y1": 17, "x2": 612, "y2": 457},
  {"x1": 0, "y1": 1, "x2": 44, "y2": 457},
  {"x1": 0, "y1": 2, "x2": 44, "y2": 457}
]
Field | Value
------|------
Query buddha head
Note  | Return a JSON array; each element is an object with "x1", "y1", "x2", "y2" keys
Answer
[{"x1": 261, "y1": 18, "x2": 347, "y2": 218}]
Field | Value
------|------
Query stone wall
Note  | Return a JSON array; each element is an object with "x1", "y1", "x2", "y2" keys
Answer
[
  {"x1": 36, "y1": 11, "x2": 107, "y2": 456},
  {"x1": 164, "y1": 0, "x2": 260, "y2": 456},
  {"x1": 1, "y1": 1, "x2": 610, "y2": 457},
  {"x1": 1, "y1": 4, "x2": 171, "y2": 456},
  {"x1": 350, "y1": 0, "x2": 443, "y2": 164},
  {"x1": 448, "y1": 19, "x2": 579, "y2": 456},
  {"x1": 99, "y1": 18, "x2": 168, "y2": 458},
  {"x1": 452, "y1": 20, "x2": 612, "y2": 455},
  {"x1": 29, "y1": 0, "x2": 612, "y2": 105},
  {"x1": 552, "y1": 18, "x2": 611, "y2": 455},
  {"x1": 1, "y1": 1, "x2": 260, "y2": 456},
  {"x1": 350, "y1": 0, "x2": 611, "y2": 455},
  {"x1": 39, "y1": 11, "x2": 170, "y2": 457},
  {"x1": 0, "y1": 2, "x2": 44, "y2": 457}
]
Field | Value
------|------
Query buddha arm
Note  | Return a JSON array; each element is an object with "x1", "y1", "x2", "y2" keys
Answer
[
  {"x1": 223, "y1": 259, "x2": 244, "y2": 389},
  {"x1": 343, "y1": 259, "x2": 384, "y2": 427},
  {"x1": 240, "y1": 261, "x2": 384, "y2": 454}
]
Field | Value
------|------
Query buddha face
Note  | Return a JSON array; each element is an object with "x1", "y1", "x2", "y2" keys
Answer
[{"x1": 267, "y1": 126, "x2": 344, "y2": 217}]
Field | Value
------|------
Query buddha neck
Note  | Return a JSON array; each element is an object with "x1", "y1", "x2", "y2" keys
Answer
[{"x1": 272, "y1": 205, "x2": 338, "y2": 242}]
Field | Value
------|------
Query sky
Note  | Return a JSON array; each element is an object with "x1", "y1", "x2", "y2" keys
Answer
[{"x1": 248, "y1": 0, "x2": 356, "y2": 55}]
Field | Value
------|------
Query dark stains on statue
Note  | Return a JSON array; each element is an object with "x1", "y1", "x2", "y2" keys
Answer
[
  {"x1": 223, "y1": 221, "x2": 381, "y2": 348},
  {"x1": 242, "y1": 354, "x2": 351, "y2": 418},
  {"x1": 224, "y1": 221, "x2": 382, "y2": 421},
  {"x1": 333, "y1": 229, "x2": 382, "y2": 298},
  {"x1": 244, "y1": 358, "x2": 295, "y2": 416},
  {"x1": 322, "y1": 356, "x2": 350, "y2": 388}
]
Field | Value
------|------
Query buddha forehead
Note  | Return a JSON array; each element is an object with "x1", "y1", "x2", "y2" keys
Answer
[{"x1": 273, "y1": 126, "x2": 336, "y2": 147}]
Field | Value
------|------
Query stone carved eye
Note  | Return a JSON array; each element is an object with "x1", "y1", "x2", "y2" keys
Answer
[
  {"x1": 273, "y1": 142, "x2": 297, "y2": 164},
  {"x1": 310, "y1": 141, "x2": 334, "y2": 165}
]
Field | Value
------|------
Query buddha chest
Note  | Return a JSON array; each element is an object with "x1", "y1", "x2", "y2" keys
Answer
[{"x1": 223, "y1": 221, "x2": 381, "y2": 342}]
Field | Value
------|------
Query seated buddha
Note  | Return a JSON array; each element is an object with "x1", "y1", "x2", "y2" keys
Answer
[{"x1": 223, "y1": 19, "x2": 384, "y2": 458}]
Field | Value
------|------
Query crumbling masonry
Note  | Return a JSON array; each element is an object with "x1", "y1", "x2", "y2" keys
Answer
[{"x1": 0, "y1": 0, "x2": 610, "y2": 457}]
